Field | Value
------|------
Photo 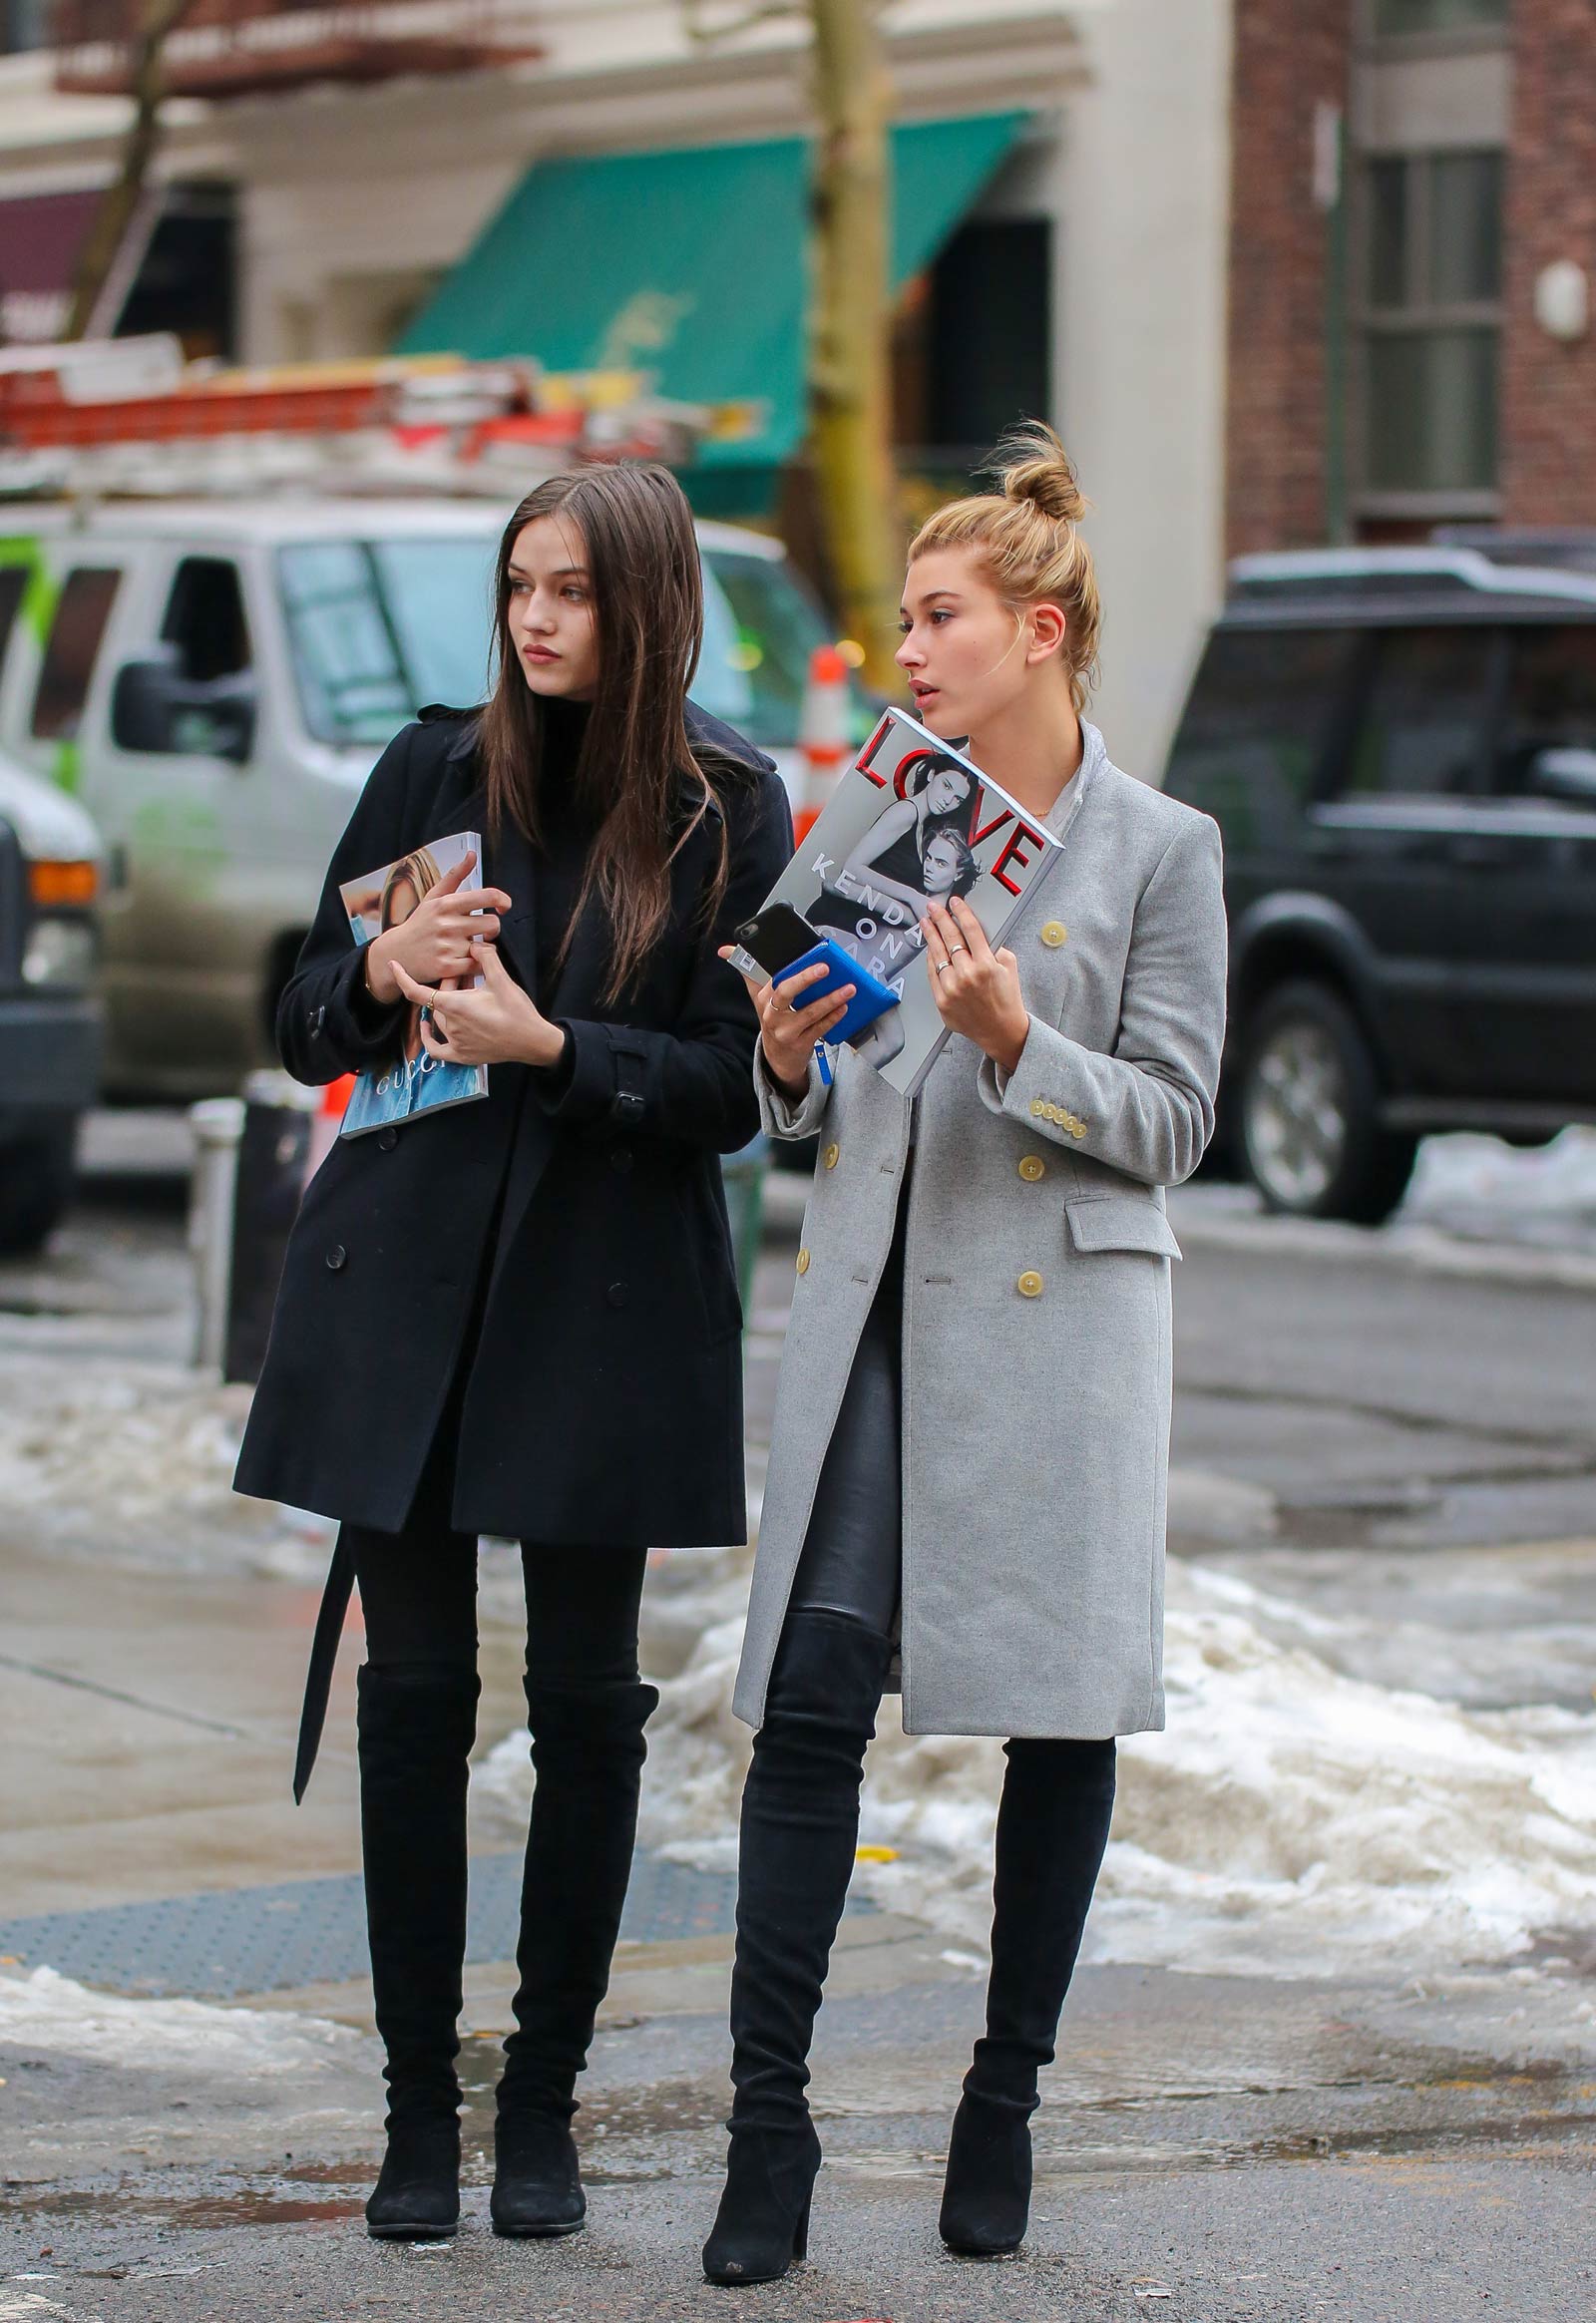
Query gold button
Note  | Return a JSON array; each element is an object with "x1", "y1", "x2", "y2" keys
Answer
[
  {"x1": 1017, "y1": 1270, "x2": 1043, "y2": 1298},
  {"x1": 796, "y1": 1248, "x2": 810, "y2": 1276},
  {"x1": 1029, "y1": 1096, "x2": 1046, "y2": 1118},
  {"x1": 822, "y1": 1143, "x2": 840, "y2": 1170},
  {"x1": 1040, "y1": 921, "x2": 1068, "y2": 948},
  {"x1": 1018, "y1": 1154, "x2": 1045, "y2": 1182}
]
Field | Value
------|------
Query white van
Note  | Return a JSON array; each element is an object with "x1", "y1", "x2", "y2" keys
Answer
[{"x1": 0, "y1": 501, "x2": 844, "y2": 1099}]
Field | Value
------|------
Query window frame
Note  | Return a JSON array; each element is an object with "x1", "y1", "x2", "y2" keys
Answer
[
  {"x1": 0, "y1": 564, "x2": 28, "y2": 677},
  {"x1": 1491, "y1": 621, "x2": 1596, "y2": 801},
  {"x1": 1162, "y1": 621, "x2": 1368, "y2": 833},
  {"x1": 1361, "y1": 0, "x2": 1509, "y2": 55},
  {"x1": 160, "y1": 553, "x2": 253, "y2": 685},
  {"x1": 30, "y1": 565, "x2": 124, "y2": 744},
  {"x1": 1352, "y1": 146, "x2": 1505, "y2": 520},
  {"x1": 1324, "y1": 619, "x2": 1509, "y2": 806}
]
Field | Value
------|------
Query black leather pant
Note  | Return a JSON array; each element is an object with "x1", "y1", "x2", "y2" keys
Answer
[{"x1": 787, "y1": 1194, "x2": 906, "y2": 1636}]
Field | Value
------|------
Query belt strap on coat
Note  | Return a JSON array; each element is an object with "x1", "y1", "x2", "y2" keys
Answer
[{"x1": 293, "y1": 1531, "x2": 355, "y2": 1804}]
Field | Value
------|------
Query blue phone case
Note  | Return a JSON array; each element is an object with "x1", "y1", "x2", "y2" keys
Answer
[{"x1": 783, "y1": 940, "x2": 899, "y2": 1047}]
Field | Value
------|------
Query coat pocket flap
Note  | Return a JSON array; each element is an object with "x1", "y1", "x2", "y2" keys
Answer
[{"x1": 1065, "y1": 1197, "x2": 1183, "y2": 1259}]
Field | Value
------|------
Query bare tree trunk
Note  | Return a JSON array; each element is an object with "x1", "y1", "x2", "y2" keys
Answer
[
  {"x1": 63, "y1": 0, "x2": 194, "y2": 342},
  {"x1": 806, "y1": 0, "x2": 901, "y2": 690}
]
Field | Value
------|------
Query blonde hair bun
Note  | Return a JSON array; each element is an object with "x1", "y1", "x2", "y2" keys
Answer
[
  {"x1": 996, "y1": 422, "x2": 1087, "y2": 526},
  {"x1": 908, "y1": 419, "x2": 1101, "y2": 711}
]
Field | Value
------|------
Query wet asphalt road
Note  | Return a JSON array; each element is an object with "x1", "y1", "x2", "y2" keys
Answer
[{"x1": 0, "y1": 1121, "x2": 1593, "y2": 2319}]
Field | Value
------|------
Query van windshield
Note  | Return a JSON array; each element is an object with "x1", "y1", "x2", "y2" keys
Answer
[
  {"x1": 279, "y1": 532, "x2": 866, "y2": 751},
  {"x1": 278, "y1": 538, "x2": 497, "y2": 746}
]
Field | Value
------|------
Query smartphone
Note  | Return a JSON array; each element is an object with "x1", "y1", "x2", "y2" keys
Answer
[{"x1": 725, "y1": 903, "x2": 820, "y2": 982}]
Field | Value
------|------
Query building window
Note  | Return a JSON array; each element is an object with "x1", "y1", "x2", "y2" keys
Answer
[
  {"x1": 1373, "y1": 0, "x2": 1507, "y2": 35},
  {"x1": 892, "y1": 217, "x2": 1051, "y2": 484},
  {"x1": 1360, "y1": 150, "x2": 1502, "y2": 502},
  {"x1": 1, "y1": 0, "x2": 49, "y2": 54}
]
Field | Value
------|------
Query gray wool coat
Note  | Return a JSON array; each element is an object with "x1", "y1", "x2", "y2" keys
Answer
[{"x1": 734, "y1": 721, "x2": 1227, "y2": 1741}]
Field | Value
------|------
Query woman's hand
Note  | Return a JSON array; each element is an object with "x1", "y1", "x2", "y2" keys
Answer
[
  {"x1": 923, "y1": 897, "x2": 1029, "y2": 1074},
  {"x1": 392, "y1": 945, "x2": 567, "y2": 1069},
  {"x1": 363, "y1": 851, "x2": 512, "y2": 1005},
  {"x1": 719, "y1": 949, "x2": 856, "y2": 1099}
]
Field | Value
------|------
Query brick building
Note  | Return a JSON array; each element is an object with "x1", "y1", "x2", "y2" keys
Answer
[{"x1": 1228, "y1": 0, "x2": 1596, "y2": 554}]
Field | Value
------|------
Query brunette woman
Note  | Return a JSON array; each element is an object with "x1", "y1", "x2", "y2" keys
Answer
[
  {"x1": 704, "y1": 427, "x2": 1227, "y2": 2282},
  {"x1": 234, "y1": 464, "x2": 792, "y2": 2243}
]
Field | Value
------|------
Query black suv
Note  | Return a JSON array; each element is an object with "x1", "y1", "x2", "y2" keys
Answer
[{"x1": 1162, "y1": 547, "x2": 1596, "y2": 1223}]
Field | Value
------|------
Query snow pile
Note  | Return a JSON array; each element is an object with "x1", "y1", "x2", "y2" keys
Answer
[
  {"x1": 1091, "y1": 1562, "x2": 1596, "y2": 1975},
  {"x1": 1402, "y1": 1127, "x2": 1596, "y2": 1245},
  {"x1": 0, "y1": 1965, "x2": 360, "y2": 2074},
  {"x1": 0, "y1": 1359, "x2": 289, "y2": 1568},
  {"x1": 478, "y1": 1553, "x2": 1596, "y2": 1981}
]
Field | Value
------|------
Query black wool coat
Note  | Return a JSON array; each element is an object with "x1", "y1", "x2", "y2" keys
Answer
[{"x1": 233, "y1": 702, "x2": 794, "y2": 1548}]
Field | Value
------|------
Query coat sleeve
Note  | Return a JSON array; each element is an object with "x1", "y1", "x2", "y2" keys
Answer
[
  {"x1": 976, "y1": 813, "x2": 1227, "y2": 1187},
  {"x1": 535, "y1": 766, "x2": 795, "y2": 1154},
  {"x1": 753, "y1": 1041, "x2": 834, "y2": 1141},
  {"x1": 275, "y1": 725, "x2": 419, "y2": 1086}
]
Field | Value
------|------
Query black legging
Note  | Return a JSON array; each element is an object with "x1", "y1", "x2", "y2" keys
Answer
[
  {"x1": 344, "y1": 1326, "x2": 648, "y2": 1684},
  {"x1": 345, "y1": 1383, "x2": 654, "y2": 2139},
  {"x1": 351, "y1": 1517, "x2": 648, "y2": 1690}
]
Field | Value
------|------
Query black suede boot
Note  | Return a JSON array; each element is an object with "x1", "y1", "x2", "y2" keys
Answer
[
  {"x1": 702, "y1": 1611, "x2": 893, "y2": 2287},
  {"x1": 490, "y1": 1675, "x2": 659, "y2": 2238},
  {"x1": 939, "y1": 1737, "x2": 1116, "y2": 2258},
  {"x1": 357, "y1": 1663, "x2": 480, "y2": 2241}
]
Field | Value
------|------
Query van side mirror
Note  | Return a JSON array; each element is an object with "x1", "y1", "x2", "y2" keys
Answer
[
  {"x1": 112, "y1": 655, "x2": 255, "y2": 764},
  {"x1": 1528, "y1": 745, "x2": 1596, "y2": 804}
]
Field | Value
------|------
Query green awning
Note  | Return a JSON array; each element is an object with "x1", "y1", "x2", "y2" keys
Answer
[{"x1": 398, "y1": 112, "x2": 1029, "y2": 468}]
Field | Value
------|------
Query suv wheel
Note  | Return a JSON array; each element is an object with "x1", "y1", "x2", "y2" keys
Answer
[
  {"x1": 0, "y1": 1116, "x2": 80, "y2": 1256},
  {"x1": 1239, "y1": 981, "x2": 1417, "y2": 1226}
]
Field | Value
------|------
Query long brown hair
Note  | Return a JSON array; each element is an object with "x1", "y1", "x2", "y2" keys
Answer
[{"x1": 477, "y1": 463, "x2": 736, "y2": 1002}]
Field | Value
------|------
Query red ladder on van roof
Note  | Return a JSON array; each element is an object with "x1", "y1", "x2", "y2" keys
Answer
[{"x1": 0, "y1": 336, "x2": 761, "y2": 484}]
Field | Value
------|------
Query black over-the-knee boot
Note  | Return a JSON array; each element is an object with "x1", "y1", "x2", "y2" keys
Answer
[
  {"x1": 490, "y1": 1674, "x2": 658, "y2": 2237},
  {"x1": 940, "y1": 1736, "x2": 1116, "y2": 2257},
  {"x1": 358, "y1": 1662, "x2": 480, "y2": 2240},
  {"x1": 702, "y1": 1609, "x2": 893, "y2": 2287}
]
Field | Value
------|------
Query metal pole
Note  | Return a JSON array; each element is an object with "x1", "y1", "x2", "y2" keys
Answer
[
  {"x1": 1315, "y1": 102, "x2": 1351, "y2": 545},
  {"x1": 189, "y1": 1096, "x2": 244, "y2": 1373}
]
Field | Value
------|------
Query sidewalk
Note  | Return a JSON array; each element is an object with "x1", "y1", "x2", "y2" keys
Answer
[
  {"x1": 2, "y1": 1159, "x2": 1594, "y2": 2317},
  {"x1": 5, "y1": 1495, "x2": 1596, "y2": 2321}
]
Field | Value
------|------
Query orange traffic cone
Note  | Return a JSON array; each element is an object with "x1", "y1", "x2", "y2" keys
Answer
[
  {"x1": 304, "y1": 1072, "x2": 356, "y2": 1183},
  {"x1": 794, "y1": 642, "x2": 852, "y2": 843}
]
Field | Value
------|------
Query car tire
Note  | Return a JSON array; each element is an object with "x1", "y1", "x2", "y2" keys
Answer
[
  {"x1": 1238, "y1": 981, "x2": 1418, "y2": 1227},
  {"x1": 0, "y1": 1115, "x2": 80, "y2": 1256}
]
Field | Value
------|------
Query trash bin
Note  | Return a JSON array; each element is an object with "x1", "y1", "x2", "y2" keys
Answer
[
  {"x1": 190, "y1": 1071, "x2": 348, "y2": 1382},
  {"x1": 721, "y1": 1134, "x2": 769, "y2": 1318}
]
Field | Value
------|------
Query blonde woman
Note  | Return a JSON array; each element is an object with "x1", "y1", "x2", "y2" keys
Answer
[{"x1": 705, "y1": 427, "x2": 1227, "y2": 2282}]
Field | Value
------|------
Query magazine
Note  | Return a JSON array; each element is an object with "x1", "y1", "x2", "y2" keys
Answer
[
  {"x1": 337, "y1": 830, "x2": 489, "y2": 1138},
  {"x1": 747, "y1": 708, "x2": 1063, "y2": 1099}
]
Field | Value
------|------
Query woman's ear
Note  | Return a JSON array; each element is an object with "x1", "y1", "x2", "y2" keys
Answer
[{"x1": 1025, "y1": 601, "x2": 1069, "y2": 665}]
